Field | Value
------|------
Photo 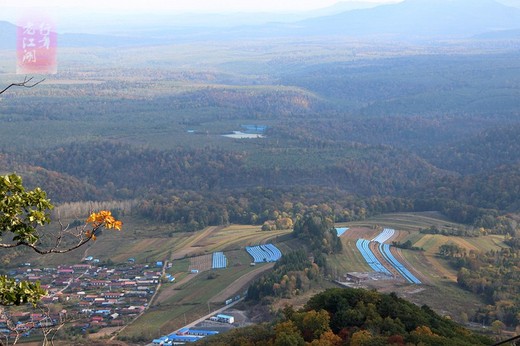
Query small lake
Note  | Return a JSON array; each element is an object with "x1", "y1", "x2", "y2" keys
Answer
[{"x1": 222, "y1": 131, "x2": 265, "y2": 139}]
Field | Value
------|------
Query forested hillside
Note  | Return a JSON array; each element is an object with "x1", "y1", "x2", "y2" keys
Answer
[
  {"x1": 2, "y1": 2, "x2": 520, "y2": 344},
  {"x1": 198, "y1": 288, "x2": 492, "y2": 345},
  {"x1": 1, "y1": 44, "x2": 520, "y2": 232}
]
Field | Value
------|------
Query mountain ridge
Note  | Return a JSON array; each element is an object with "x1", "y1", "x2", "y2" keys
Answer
[
  {"x1": 1, "y1": 0, "x2": 520, "y2": 50},
  {"x1": 297, "y1": 0, "x2": 520, "y2": 38}
]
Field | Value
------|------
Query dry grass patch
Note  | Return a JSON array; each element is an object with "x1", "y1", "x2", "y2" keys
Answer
[
  {"x1": 189, "y1": 254, "x2": 212, "y2": 272},
  {"x1": 329, "y1": 238, "x2": 371, "y2": 274},
  {"x1": 339, "y1": 226, "x2": 380, "y2": 240}
]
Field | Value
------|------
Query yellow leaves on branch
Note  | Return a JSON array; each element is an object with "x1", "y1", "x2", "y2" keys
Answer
[{"x1": 85, "y1": 210, "x2": 122, "y2": 240}]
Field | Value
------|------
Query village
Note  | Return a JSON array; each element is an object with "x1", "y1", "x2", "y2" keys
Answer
[
  {"x1": 1, "y1": 256, "x2": 162, "y2": 340},
  {"x1": 0, "y1": 244, "x2": 282, "y2": 343}
]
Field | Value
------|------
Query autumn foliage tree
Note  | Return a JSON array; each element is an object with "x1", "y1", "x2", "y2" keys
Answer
[{"x1": 200, "y1": 288, "x2": 492, "y2": 346}]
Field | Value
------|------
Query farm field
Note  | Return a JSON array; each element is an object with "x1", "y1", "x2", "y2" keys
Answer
[
  {"x1": 329, "y1": 238, "x2": 371, "y2": 275},
  {"x1": 411, "y1": 233, "x2": 505, "y2": 279},
  {"x1": 24, "y1": 221, "x2": 290, "y2": 267},
  {"x1": 339, "y1": 213, "x2": 506, "y2": 281},
  {"x1": 5, "y1": 210, "x2": 511, "y2": 341},
  {"x1": 192, "y1": 225, "x2": 290, "y2": 253},
  {"x1": 120, "y1": 261, "x2": 272, "y2": 339},
  {"x1": 344, "y1": 212, "x2": 459, "y2": 233},
  {"x1": 334, "y1": 212, "x2": 509, "y2": 323},
  {"x1": 5, "y1": 218, "x2": 293, "y2": 342},
  {"x1": 115, "y1": 225, "x2": 292, "y2": 340},
  {"x1": 336, "y1": 226, "x2": 380, "y2": 240}
]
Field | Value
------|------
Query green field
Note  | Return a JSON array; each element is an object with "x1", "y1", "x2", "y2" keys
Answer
[
  {"x1": 334, "y1": 212, "x2": 509, "y2": 323},
  {"x1": 329, "y1": 238, "x2": 371, "y2": 275},
  {"x1": 76, "y1": 224, "x2": 291, "y2": 340},
  {"x1": 2, "y1": 207, "x2": 514, "y2": 341},
  {"x1": 345, "y1": 212, "x2": 459, "y2": 233},
  {"x1": 120, "y1": 260, "x2": 272, "y2": 339}
]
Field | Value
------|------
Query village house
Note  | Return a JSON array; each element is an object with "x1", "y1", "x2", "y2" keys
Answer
[
  {"x1": 4, "y1": 257, "x2": 161, "y2": 341},
  {"x1": 57, "y1": 267, "x2": 74, "y2": 275}
]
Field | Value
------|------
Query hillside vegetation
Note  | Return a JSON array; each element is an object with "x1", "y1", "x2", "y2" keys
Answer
[
  {"x1": 2, "y1": 36, "x2": 520, "y2": 342},
  {"x1": 198, "y1": 287, "x2": 492, "y2": 346},
  {"x1": 2, "y1": 48, "x2": 520, "y2": 232}
]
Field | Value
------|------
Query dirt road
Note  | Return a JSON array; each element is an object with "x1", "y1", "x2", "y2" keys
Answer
[
  {"x1": 210, "y1": 263, "x2": 274, "y2": 303},
  {"x1": 171, "y1": 226, "x2": 221, "y2": 260}
]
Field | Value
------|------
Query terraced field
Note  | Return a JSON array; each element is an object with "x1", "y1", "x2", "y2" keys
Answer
[
  {"x1": 329, "y1": 238, "x2": 371, "y2": 273},
  {"x1": 343, "y1": 228, "x2": 420, "y2": 285},
  {"x1": 335, "y1": 226, "x2": 380, "y2": 240},
  {"x1": 339, "y1": 214, "x2": 506, "y2": 283},
  {"x1": 21, "y1": 213, "x2": 509, "y2": 342},
  {"x1": 334, "y1": 212, "x2": 510, "y2": 323},
  {"x1": 118, "y1": 225, "x2": 292, "y2": 340},
  {"x1": 346, "y1": 212, "x2": 460, "y2": 233}
]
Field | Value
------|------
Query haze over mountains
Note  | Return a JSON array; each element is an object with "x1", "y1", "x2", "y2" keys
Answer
[
  {"x1": 1, "y1": 0, "x2": 520, "y2": 50},
  {"x1": 299, "y1": 0, "x2": 520, "y2": 37},
  {"x1": 0, "y1": 1, "x2": 394, "y2": 34}
]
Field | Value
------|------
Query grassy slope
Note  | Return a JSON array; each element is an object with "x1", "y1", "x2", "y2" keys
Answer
[
  {"x1": 329, "y1": 238, "x2": 371, "y2": 273},
  {"x1": 5, "y1": 211, "x2": 510, "y2": 339},
  {"x1": 334, "y1": 212, "x2": 507, "y2": 323},
  {"x1": 114, "y1": 224, "x2": 291, "y2": 339},
  {"x1": 5, "y1": 218, "x2": 293, "y2": 340}
]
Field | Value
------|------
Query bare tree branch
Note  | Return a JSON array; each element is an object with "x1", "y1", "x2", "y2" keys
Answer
[
  {"x1": 11, "y1": 238, "x2": 93, "y2": 255},
  {"x1": 0, "y1": 77, "x2": 45, "y2": 95},
  {"x1": 0, "y1": 309, "x2": 21, "y2": 346},
  {"x1": 0, "y1": 223, "x2": 102, "y2": 255},
  {"x1": 38, "y1": 304, "x2": 68, "y2": 346},
  {"x1": 0, "y1": 303, "x2": 77, "y2": 346}
]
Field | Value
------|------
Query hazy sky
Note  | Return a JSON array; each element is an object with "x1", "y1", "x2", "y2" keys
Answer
[
  {"x1": 2, "y1": 0, "x2": 402, "y2": 32},
  {"x1": 3, "y1": 0, "x2": 397, "y2": 13}
]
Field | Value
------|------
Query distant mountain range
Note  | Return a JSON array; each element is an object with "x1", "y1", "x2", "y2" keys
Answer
[
  {"x1": 474, "y1": 28, "x2": 520, "y2": 39},
  {"x1": 297, "y1": 0, "x2": 520, "y2": 38},
  {"x1": 0, "y1": 0, "x2": 519, "y2": 50},
  {"x1": 0, "y1": 1, "x2": 394, "y2": 34},
  {"x1": 0, "y1": 21, "x2": 15, "y2": 50},
  {"x1": 0, "y1": 21, "x2": 166, "y2": 50},
  {"x1": 497, "y1": 0, "x2": 520, "y2": 7}
]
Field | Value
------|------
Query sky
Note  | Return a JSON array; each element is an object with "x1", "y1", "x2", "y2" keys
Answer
[
  {"x1": 3, "y1": 0, "x2": 396, "y2": 13},
  {"x1": 1, "y1": 0, "x2": 402, "y2": 33}
]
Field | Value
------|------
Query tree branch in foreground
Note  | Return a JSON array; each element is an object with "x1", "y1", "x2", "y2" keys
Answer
[{"x1": 0, "y1": 77, "x2": 45, "y2": 95}]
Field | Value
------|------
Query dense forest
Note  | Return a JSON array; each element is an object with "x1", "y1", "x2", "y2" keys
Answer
[
  {"x1": 0, "y1": 138, "x2": 512, "y2": 232},
  {"x1": 1, "y1": 52, "x2": 519, "y2": 235},
  {"x1": 200, "y1": 288, "x2": 492, "y2": 346}
]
